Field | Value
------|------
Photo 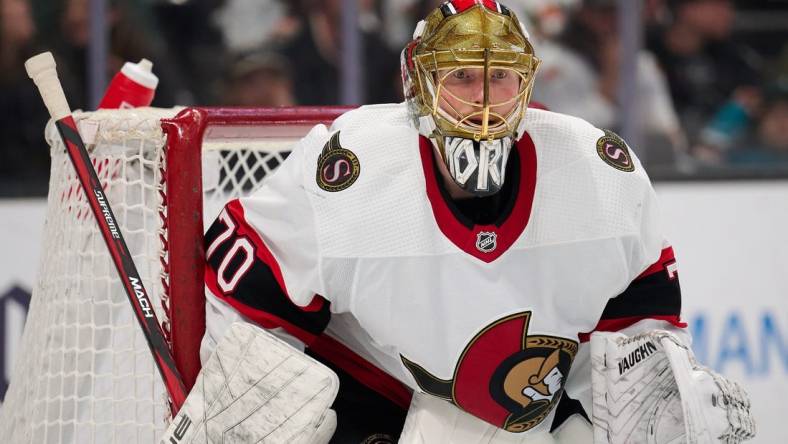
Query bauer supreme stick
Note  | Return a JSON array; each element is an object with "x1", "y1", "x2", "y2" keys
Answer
[{"x1": 25, "y1": 52, "x2": 188, "y2": 410}]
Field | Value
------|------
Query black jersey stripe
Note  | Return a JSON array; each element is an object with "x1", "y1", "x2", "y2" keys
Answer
[
  {"x1": 579, "y1": 257, "x2": 685, "y2": 342},
  {"x1": 205, "y1": 260, "x2": 331, "y2": 339},
  {"x1": 600, "y1": 270, "x2": 682, "y2": 321},
  {"x1": 204, "y1": 200, "x2": 331, "y2": 341}
]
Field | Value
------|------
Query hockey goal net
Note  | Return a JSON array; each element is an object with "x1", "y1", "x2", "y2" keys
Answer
[{"x1": 0, "y1": 106, "x2": 347, "y2": 443}]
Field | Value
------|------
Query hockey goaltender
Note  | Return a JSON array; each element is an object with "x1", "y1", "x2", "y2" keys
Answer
[{"x1": 162, "y1": 1, "x2": 756, "y2": 443}]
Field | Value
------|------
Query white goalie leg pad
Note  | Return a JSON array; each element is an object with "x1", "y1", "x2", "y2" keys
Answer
[
  {"x1": 591, "y1": 330, "x2": 756, "y2": 444},
  {"x1": 160, "y1": 322, "x2": 339, "y2": 444}
]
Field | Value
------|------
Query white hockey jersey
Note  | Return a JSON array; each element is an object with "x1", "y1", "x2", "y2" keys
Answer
[{"x1": 202, "y1": 103, "x2": 685, "y2": 437}]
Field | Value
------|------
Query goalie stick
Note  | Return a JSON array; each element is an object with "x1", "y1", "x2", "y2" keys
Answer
[{"x1": 25, "y1": 52, "x2": 188, "y2": 410}]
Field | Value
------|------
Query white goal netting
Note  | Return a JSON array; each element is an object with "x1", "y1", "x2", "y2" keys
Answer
[{"x1": 0, "y1": 107, "x2": 335, "y2": 443}]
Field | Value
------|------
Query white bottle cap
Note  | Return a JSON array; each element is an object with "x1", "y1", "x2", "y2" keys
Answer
[
  {"x1": 138, "y1": 58, "x2": 153, "y2": 72},
  {"x1": 121, "y1": 58, "x2": 159, "y2": 89}
]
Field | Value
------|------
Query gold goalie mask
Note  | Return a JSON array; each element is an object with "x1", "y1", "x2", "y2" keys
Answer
[{"x1": 401, "y1": 0, "x2": 540, "y2": 196}]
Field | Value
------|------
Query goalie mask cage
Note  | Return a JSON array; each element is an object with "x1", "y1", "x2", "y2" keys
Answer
[{"x1": 0, "y1": 106, "x2": 348, "y2": 443}]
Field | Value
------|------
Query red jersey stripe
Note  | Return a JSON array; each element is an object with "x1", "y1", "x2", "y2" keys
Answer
[
  {"x1": 310, "y1": 334, "x2": 413, "y2": 409},
  {"x1": 578, "y1": 315, "x2": 687, "y2": 343},
  {"x1": 637, "y1": 246, "x2": 676, "y2": 280}
]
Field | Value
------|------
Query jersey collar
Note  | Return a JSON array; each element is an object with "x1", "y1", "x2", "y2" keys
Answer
[{"x1": 419, "y1": 134, "x2": 537, "y2": 263}]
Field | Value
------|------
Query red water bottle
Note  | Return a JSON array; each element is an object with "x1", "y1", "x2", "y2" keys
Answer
[{"x1": 98, "y1": 59, "x2": 159, "y2": 109}]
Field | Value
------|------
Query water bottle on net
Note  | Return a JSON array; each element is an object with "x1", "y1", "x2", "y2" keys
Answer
[{"x1": 98, "y1": 58, "x2": 159, "y2": 109}]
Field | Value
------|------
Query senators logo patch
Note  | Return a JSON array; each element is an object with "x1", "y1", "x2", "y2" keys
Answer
[
  {"x1": 401, "y1": 312, "x2": 577, "y2": 433},
  {"x1": 316, "y1": 131, "x2": 360, "y2": 192},
  {"x1": 596, "y1": 130, "x2": 635, "y2": 172}
]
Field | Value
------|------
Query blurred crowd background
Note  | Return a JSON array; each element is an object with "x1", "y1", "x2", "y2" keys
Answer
[{"x1": 2, "y1": 0, "x2": 788, "y2": 196}]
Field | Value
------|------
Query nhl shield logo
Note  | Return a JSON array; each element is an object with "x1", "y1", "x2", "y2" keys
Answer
[{"x1": 476, "y1": 231, "x2": 497, "y2": 253}]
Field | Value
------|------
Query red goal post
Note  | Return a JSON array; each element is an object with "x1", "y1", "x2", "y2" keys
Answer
[
  {"x1": 0, "y1": 106, "x2": 349, "y2": 443},
  {"x1": 162, "y1": 107, "x2": 350, "y2": 392}
]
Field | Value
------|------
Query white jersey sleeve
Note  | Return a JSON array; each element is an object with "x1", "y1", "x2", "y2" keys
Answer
[
  {"x1": 201, "y1": 123, "x2": 336, "y2": 361},
  {"x1": 630, "y1": 155, "x2": 669, "y2": 279},
  {"x1": 539, "y1": 119, "x2": 688, "y2": 421},
  {"x1": 234, "y1": 124, "x2": 328, "y2": 306}
]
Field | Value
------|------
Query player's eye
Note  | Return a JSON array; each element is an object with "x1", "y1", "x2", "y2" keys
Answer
[
  {"x1": 491, "y1": 69, "x2": 508, "y2": 80},
  {"x1": 452, "y1": 69, "x2": 469, "y2": 80}
]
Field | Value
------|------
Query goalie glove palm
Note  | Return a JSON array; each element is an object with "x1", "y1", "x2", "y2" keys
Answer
[{"x1": 591, "y1": 331, "x2": 755, "y2": 444}]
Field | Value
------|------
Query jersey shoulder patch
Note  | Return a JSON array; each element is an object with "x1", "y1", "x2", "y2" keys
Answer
[
  {"x1": 316, "y1": 131, "x2": 361, "y2": 192},
  {"x1": 596, "y1": 130, "x2": 635, "y2": 172}
]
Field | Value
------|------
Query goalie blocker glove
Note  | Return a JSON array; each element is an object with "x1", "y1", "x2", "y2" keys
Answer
[
  {"x1": 591, "y1": 330, "x2": 755, "y2": 444},
  {"x1": 161, "y1": 322, "x2": 339, "y2": 444}
]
